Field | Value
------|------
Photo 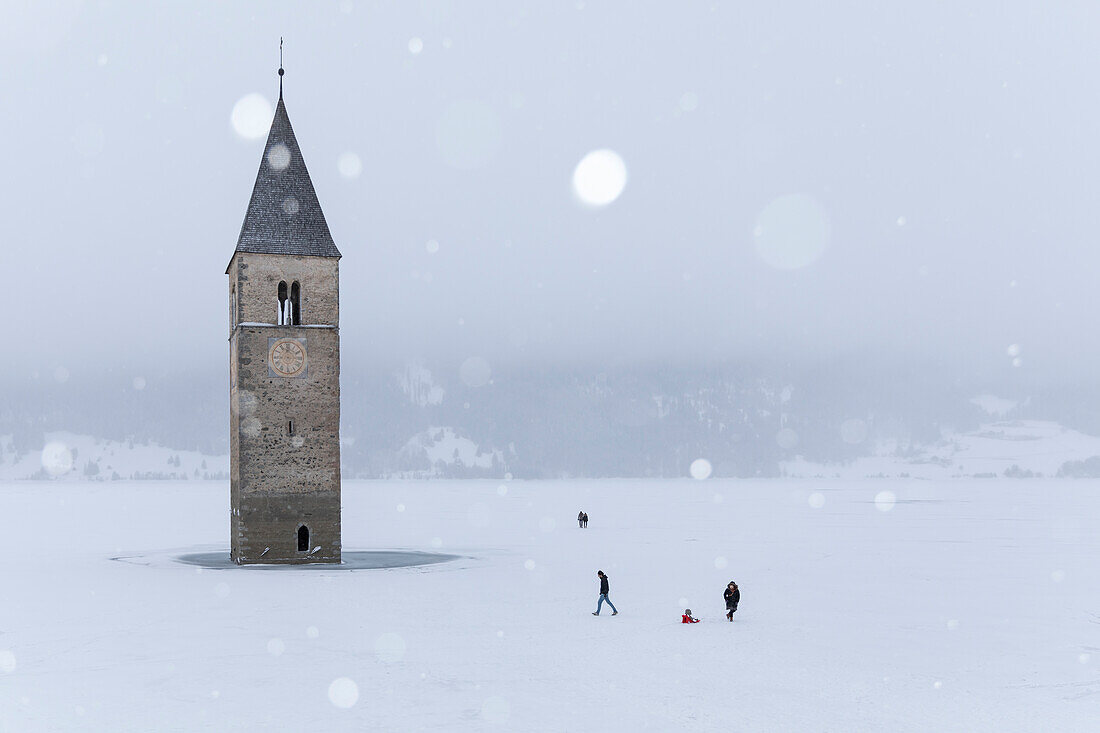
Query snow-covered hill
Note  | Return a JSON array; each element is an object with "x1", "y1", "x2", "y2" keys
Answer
[
  {"x1": 397, "y1": 426, "x2": 509, "y2": 478},
  {"x1": 9, "y1": 365, "x2": 1100, "y2": 479},
  {"x1": 7, "y1": 418, "x2": 1100, "y2": 481},
  {"x1": 0, "y1": 432, "x2": 228, "y2": 482},
  {"x1": 781, "y1": 420, "x2": 1100, "y2": 479}
]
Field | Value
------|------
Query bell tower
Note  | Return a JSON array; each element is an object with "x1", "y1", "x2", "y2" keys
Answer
[{"x1": 227, "y1": 58, "x2": 342, "y2": 564}]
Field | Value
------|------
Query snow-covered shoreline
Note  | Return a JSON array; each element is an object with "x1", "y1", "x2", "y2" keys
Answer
[{"x1": 8, "y1": 419, "x2": 1100, "y2": 482}]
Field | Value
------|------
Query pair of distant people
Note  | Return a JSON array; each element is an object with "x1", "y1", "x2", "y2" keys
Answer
[{"x1": 577, "y1": 511, "x2": 589, "y2": 528}]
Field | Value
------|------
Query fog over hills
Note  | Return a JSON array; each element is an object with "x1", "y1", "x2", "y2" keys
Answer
[
  {"x1": 5, "y1": 361, "x2": 1100, "y2": 480},
  {"x1": 5, "y1": 3, "x2": 1100, "y2": 480}
]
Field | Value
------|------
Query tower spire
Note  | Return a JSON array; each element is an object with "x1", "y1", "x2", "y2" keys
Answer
[
  {"x1": 229, "y1": 63, "x2": 341, "y2": 268},
  {"x1": 278, "y1": 37, "x2": 284, "y2": 99}
]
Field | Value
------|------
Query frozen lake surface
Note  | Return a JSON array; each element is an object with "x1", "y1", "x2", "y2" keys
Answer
[{"x1": 1, "y1": 479, "x2": 1097, "y2": 731}]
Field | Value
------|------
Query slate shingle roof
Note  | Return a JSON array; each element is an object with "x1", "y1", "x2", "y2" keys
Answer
[{"x1": 229, "y1": 95, "x2": 341, "y2": 270}]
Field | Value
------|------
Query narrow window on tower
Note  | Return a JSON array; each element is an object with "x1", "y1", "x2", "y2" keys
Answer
[
  {"x1": 297, "y1": 525, "x2": 309, "y2": 552},
  {"x1": 288, "y1": 420, "x2": 294, "y2": 436},
  {"x1": 290, "y1": 281, "x2": 301, "y2": 325},
  {"x1": 277, "y1": 281, "x2": 288, "y2": 325}
]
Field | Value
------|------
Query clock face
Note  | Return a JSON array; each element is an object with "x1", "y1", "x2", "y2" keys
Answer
[{"x1": 268, "y1": 338, "x2": 307, "y2": 378}]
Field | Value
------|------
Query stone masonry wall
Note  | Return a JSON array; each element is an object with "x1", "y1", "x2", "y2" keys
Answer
[
  {"x1": 229, "y1": 253, "x2": 342, "y2": 564},
  {"x1": 231, "y1": 253, "x2": 339, "y2": 326}
]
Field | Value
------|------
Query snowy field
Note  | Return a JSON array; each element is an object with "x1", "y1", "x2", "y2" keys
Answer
[{"x1": 1, "y1": 479, "x2": 1097, "y2": 732}]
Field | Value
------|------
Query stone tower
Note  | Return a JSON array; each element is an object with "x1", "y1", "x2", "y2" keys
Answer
[{"x1": 227, "y1": 71, "x2": 342, "y2": 564}]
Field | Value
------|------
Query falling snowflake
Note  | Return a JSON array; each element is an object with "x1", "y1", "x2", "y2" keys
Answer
[
  {"x1": 572, "y1": 149, "x2": 627, "y2": 207},
  {"x1": 374, "y1": 633, "x2": 406, "y2": 664},
  {"x1": 230, "y1": 93, "x2": 273, "y2": 140},
  {"x1": 690, "y1": 458, "x2": 712, "y2": 480},
  {"x1": 328, "y1": 677, "x2": 359, "y2": 708},
  {"x1": 337, "y1": 151, "x2": 362, "y2": 178},
  {"x1": 753, "y1": 194, "x2": 830, "y2": 270},
  {"x1": 41, "y1": 441, "x2": 73, "y2": 476},
  {"x1": 460, "y1": 357, "x2": 492, "y2": 387},
  {"x1": 267, "y1": 143, "x2": 291, "y2": 171}
]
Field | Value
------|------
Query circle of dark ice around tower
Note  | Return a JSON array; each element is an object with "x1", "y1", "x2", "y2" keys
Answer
[{"x1": 111, "y1": 549, "x2": 462, "y2": 571}]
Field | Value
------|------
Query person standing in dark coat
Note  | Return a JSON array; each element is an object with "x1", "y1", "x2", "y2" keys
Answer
[
  {"x1": 724, "y1": 581, "x2": 740, "y2": 621},
  {"x1": 578, "y1": 511, "x2": 585, "y2": 528},
  {"x1": 592, "y1": 570, "x2": 618, "y2": 616},
  {"x1": 582, "y1": 512, "x2": 588, "y2": 528}
]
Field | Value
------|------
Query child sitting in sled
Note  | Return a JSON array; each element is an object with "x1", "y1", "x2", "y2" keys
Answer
[{"x1": 681, "y1": 609, "x2": 701, "y2": 623}]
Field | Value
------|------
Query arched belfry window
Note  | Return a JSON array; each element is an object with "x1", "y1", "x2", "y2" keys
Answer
[
  {"x1": 290, "y1": 281, "x2": 301, "y2": 325},
  {"x1": 297, "y1": 525, "x2": 309, "y2": 552},
  {"x1": 277, "y1": 281, "x2": 289, "y2": 325}
]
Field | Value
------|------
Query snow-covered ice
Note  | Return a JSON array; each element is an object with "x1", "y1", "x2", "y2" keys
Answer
[{"x1": 0, "y1": 478, "x2": 1097, "y2": 731}]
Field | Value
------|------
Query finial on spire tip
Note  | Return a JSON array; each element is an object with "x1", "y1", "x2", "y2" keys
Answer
[{"x1": 278, "y1": 37, "x2": 284, "y2": 98}]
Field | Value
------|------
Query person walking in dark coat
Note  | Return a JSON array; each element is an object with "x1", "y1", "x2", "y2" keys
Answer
[
  {"x1": 592, "y1": 570, "x2": 618, "y2": 616},
  {"x1": 578, "y1": 511, "x2": 585, "y2": 528},
  {"x1": 582, "y1": 512, "x2": 588, "y2": 528},
  {"x1": 724, "y1": 581, "x2": 740, "y2": 621}
]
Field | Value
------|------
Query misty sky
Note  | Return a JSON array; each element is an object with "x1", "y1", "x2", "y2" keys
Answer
[{"x1": 2, "y1": 1, "x2": 1096, "y2": 385}]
